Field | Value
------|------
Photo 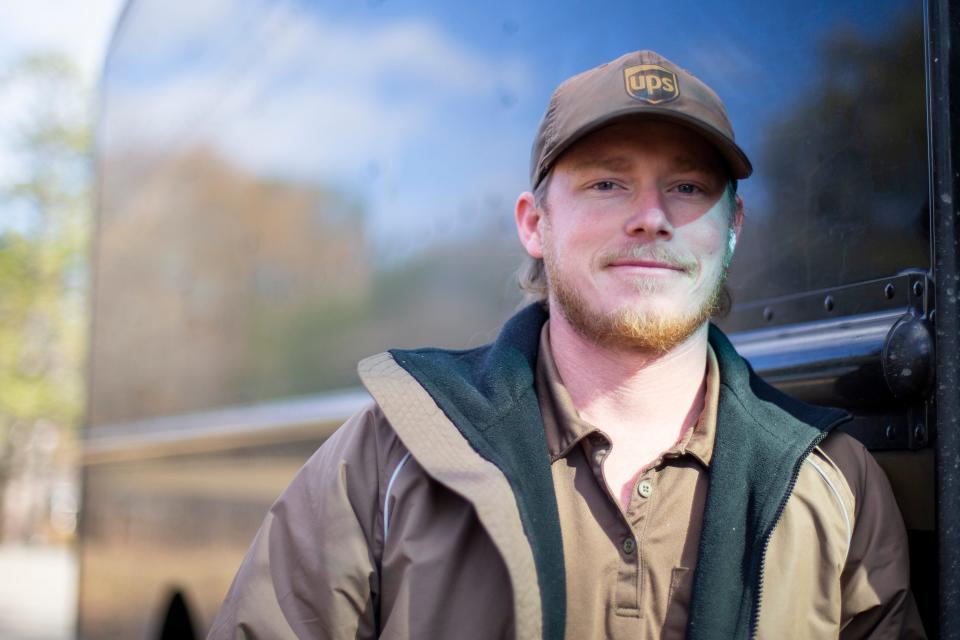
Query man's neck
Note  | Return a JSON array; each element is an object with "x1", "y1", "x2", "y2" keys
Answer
[{"x1": 547, "y1": 306, "x2": 710, "y2": 506}]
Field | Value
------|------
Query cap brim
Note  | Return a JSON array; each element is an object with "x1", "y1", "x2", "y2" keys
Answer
[{"x1": 535, "y1": 107, "x2": 753, "y2": 188}]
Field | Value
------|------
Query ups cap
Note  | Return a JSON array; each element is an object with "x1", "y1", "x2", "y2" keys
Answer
[{"x1": 530, "y1": 50, "x2": 753, "y2": 189}]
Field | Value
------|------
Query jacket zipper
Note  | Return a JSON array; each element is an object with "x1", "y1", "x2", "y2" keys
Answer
[{"x1": 749, "y1": 426, "x2": 836, "y2": 639}]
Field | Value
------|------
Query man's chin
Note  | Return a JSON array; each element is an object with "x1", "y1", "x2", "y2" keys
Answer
[
  {"x1": 546, "y1": 256, "x2": 724, "y2": 353},
  {"x1": 586, "y1": 308, "x2": 706, "y2": 353},
  {"x1": 553, "y1": 293, "x2": 715, "y2": 353}
]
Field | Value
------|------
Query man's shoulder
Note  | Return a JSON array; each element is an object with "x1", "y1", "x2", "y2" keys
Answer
[
  {"x1": 792, "y1": 427, "x2": 909, "y2": 543},
  {"x1": 814, "y1": 429, "x2": 888, "y2": 511},
  {"x1": 301, "y1": 399, "x2": 407, "y2": 483}
]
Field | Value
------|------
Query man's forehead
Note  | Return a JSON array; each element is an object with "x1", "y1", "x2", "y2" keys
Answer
[
  {"x1": 558, "y1": 120, "x2": 726, "y2": 175},
  {"x1": 564, "y1": 150, "x2": 724, "y2": 175}
]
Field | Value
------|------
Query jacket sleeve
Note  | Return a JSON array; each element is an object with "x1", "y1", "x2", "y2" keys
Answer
[
  {"x1": 825, "y1": 433, "x2": 927, "y2": 639},
  {"x1": 207, "y1": 403, "x2": 392, "y2": 639}
]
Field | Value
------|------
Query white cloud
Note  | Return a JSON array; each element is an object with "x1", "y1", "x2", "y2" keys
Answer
[
  {"x1": 0, "y1": 0, "x2": 125, "y2": 83},
  {"x1": 100, "y1": 2, "x2": 533, "y2": 184},
  {"x1": 23, "y1": 0, "x2": 537, "y2": 251}
]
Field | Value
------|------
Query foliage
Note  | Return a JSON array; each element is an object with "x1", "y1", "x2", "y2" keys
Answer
[{"x1": 0, "y1": 52, "x2": 90, "y2": 467}]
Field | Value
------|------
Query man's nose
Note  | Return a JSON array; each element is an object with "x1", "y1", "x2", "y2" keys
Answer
[{"x1": 624, "y1": 189, "x2": 673, "y2": 240}]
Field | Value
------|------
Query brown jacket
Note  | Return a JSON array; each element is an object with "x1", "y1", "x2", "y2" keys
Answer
[{"x1": 210, "y1": 323, "x2": 925, "y2": 639}]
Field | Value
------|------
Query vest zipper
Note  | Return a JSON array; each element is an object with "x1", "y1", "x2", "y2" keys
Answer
[{"x1": 749, "y1": 430, "x2": 831, "y2": 639}]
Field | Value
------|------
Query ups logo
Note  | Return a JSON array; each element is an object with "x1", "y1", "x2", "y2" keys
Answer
[{"x1": 623, "y1": 64, "x2": 680, "y2": 104}]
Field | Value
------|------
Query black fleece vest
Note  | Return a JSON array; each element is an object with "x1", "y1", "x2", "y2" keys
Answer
[{"x1": 390, "y1": 304, "x2": 849, "y2": 640}]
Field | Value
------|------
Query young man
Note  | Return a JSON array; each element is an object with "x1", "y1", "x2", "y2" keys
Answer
[{"x1": 210, "y1": 51, "x2": 924, "y2": 639}]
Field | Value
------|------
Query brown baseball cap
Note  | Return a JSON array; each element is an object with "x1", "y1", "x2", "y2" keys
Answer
[{"x1": 530, "y1": 50, "x2": 752, "y2": 189}]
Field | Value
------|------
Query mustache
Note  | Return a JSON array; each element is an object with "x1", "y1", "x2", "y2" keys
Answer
[{"x1": 599, "y1": 245, "x2": 698, "y2": 273}]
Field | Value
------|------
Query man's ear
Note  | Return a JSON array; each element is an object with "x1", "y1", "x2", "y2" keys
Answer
[{"x1": 515, "y1": 191, "x2": 545, "y2": 259}]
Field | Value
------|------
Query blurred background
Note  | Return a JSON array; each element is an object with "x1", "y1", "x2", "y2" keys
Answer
[
  {"x1": 0, "y1": 2, "x2": 123, "y2": 638},
  {"x1": 0, "y1": 0, "x2": 934, "y2": 638}
]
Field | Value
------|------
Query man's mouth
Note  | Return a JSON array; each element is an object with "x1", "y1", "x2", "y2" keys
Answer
[
  {"x1": 599, "y1": 245, "x2": 698, "y2": 276},
  {"x1": 607, "y1": 259, "x2": 685, "y2": 272}
]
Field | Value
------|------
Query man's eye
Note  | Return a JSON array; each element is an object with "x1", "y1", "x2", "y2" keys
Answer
[
  {"x1": 675, "y1": 183, "x2": 701, "y2": 194},
  {"x1": 592, "y1": 181, "x2": 619, "y2": 191}
]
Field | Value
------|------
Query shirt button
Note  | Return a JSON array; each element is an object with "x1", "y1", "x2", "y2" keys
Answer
[
  {"x1": 622, "y1": 537, "x2": 636, "y2": 555},
  {"x1": 637, "y1": 480, "x2": 654, "y2": 498}
]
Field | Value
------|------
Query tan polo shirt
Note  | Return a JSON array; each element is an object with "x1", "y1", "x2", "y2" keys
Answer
[{"x1": 536, "y1": 323, "x2": 719, "y2": 639}]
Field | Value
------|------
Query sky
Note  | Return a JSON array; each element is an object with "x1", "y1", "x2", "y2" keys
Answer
[{"x1": 0, "y1": 0, "x2": 126, "y2": 199}]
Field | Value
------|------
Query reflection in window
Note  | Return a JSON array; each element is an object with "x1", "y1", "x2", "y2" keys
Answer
[
  {"x1": 91, "y1": 0, "x2": 926, "y2": 424},
  {"x1": 728, "y1": 11, "x2": 927, "y2": 301}
]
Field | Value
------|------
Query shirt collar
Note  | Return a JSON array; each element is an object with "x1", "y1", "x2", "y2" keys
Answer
[{"x1": 535, "y1": 320, "x2": 719, "y2": 467}]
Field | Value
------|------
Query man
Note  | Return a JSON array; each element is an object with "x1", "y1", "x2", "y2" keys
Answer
[{"x1": 210, "y1": 51, "x2": 924, "y2": 639}]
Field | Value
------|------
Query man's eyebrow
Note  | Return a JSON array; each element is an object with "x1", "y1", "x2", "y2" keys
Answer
[
  {"x1": 568, "y1": 154, "x2": 723, "y2": 175},
  {"x1": 670, "y1": 155, "x2": 722, "y2": 174},
  {"x1": 568, "y1": 155, "x2": 635, "y2": 173}
]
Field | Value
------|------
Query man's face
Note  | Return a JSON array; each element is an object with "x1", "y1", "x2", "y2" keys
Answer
[{"x1": 519, "y1": 120, "x2": 743, "y2": 352}]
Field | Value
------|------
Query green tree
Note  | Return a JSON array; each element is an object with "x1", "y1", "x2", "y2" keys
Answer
[{"x1": 0, "y1": 52, "x2": 90, "y2": 540}]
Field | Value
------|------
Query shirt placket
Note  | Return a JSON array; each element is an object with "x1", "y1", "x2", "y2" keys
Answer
[{"x1": 585, "y1": 434, "x2": 659, "y2": 618}]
